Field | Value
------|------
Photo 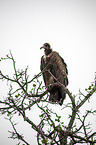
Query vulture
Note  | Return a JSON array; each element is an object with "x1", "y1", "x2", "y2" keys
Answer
[{"x1": 40, "y1": 43, "x2": 68, "y2": 105}]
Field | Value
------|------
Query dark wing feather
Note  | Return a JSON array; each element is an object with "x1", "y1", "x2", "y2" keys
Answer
[{"x1": 47, "y1": 51, "x2": 68, "y2": 86}]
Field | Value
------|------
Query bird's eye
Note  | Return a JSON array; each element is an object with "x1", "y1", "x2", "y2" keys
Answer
[{"x1": 45, "y1": 44, "x2": 47, "y2": 47}]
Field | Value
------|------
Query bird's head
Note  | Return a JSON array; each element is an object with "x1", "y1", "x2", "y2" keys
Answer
[{"x1": 40, "y1": 43, "x2": 52, "y2": 56}]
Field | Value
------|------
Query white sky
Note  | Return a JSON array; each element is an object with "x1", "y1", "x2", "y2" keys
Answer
[{"x1": 0, "y1": 0, "x2": 96, "y2": 145}]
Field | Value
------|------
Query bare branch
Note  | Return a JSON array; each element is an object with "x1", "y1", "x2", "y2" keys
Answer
[
  {"x1": 77, "y1": 85, "x2": 96, "y2": 110},
  {"x1": 8, "y1": 117, "x2": 30, "y2": 145}
]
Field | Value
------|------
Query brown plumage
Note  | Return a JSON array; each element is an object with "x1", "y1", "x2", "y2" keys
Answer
[{"x1": 40, "y1": 43, "x2": 68, "y2": 105}]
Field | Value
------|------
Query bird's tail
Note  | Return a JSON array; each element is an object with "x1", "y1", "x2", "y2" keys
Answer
[
  {"x1": 49, "y1": 86, "x2": 59, "y2": 103},
  {"x1": 49, "y1": 87, "x2": 66, "y2": 105}
]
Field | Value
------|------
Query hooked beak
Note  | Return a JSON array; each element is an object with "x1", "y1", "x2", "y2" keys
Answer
[
  {"x1": 40, "y1": 46, "x2": 43, "y2": 49},
  {"x1": 40, "y1": 45, "x2": 45, "y2": 50}
]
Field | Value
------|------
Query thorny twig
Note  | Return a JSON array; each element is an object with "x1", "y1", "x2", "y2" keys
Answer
[{"x1": 8, "y1": 117, "x2": 30, "y2": 145}]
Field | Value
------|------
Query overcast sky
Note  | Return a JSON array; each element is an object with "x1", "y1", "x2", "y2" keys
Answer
[{"x1": 0, "y1": 0, "x2": 96, "y2": 145}]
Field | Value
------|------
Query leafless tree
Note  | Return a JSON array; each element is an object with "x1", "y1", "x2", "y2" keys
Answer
[{"x1": 0, "y1": 51, "x2": 96, "y2": 145}]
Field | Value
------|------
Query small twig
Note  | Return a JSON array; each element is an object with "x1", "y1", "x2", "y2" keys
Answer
[
  {"x1": 77, "y1": 85, "x2": 96, "y2": 110},
  {"x1": 69, "y1": 132, "x2": 96, "y2": 144},
  {"x1": 9, "y1": 117, "x2": 30, "y2": 145}
]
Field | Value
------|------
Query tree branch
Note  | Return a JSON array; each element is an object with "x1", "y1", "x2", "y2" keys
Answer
[
  {"x1": 8, "y1": 117, "x2": 30, "y2": 145},
  {"x1": 77, "y1": 85, "x2": 96, "y2": 110}
]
